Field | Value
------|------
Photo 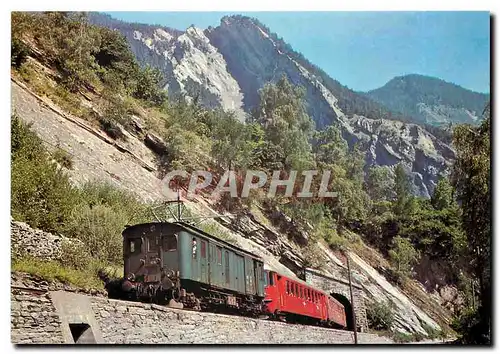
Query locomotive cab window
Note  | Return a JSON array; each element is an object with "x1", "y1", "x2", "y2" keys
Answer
[
  {"x1": 147, "y1": 235, "x2": 160, "y2": 252},
  {"x1": 163, "y1": 234, "x2": 177, "y2": 251},
  {"x1": 127, "y1": 238, "x2": 141, "y2": 255}
]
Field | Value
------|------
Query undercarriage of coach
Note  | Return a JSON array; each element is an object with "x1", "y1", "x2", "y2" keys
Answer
[{"x1": 98, "y1": 269, "x2": 264, "y2": 316}]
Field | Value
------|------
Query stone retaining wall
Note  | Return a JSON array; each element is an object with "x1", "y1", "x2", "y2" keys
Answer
[
  {"x1": 11, "y1": 288, "x2": 65, "y2": 344},
  {"x1": 11, "y1": 220, "x2": 86, "y2": 262},
  {"x1": 11, "y1": 276, "x2": 392, "y2": 345}
]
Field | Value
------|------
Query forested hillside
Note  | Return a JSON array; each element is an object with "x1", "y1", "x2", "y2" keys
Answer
[{"x1": 365, "y1": 74, "x2": 489, "y2": 127}]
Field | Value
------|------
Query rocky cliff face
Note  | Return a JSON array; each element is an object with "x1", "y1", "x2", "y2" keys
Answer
[
  {"x1": 346, "y1": 115, "x2": 455, "y2": 196},
  {"x1": 89, "y1": 13, "x2": 456, "y2": 197},
  {"x1": 89, "y1": 14, "x2": 246, "y2": 121}
]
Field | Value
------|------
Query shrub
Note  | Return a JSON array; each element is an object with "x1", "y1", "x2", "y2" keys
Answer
[
  {"x1": 322, "y1": 228, "x2": 347, "y2": 251},
  {"x1": 366, "y1": 301, "x2": 395, "y2": 331},
  {"x1": 11, "y1": 38, "x2": 29, "y2": 68},
  {"x1": 302, "y1": 242, "x2": 326, "y2": 269},
  {"x1": 52, "y1": 147, "x2": 73, "y2": 169},
  {"x1": 11, "y1": 115, "x2": 82, "y2": 234},
  {"x1": 392, "y1": 331, "x2": 414, "y2": 343},
  {"x1": 60, "y1": 239, "x2": 93, "y2": 271},
  {"x1": 421, "y1": 322, "x2": 440, "y2": 340},
  {"x1": 65, "y1": 181, "x2": 151, "y2": 265}
]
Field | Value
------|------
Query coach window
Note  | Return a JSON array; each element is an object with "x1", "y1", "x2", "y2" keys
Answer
[
  {"x1": 163, "y1": 234, "x2": 177, "y2": 251},
  {"x1": 294, "y1": 284, "x2": 298, "y2": 297},
  {"x1": 201, "y1": 241, "x2": 207, "y2": 258},
  {"x1": 217, "y1": 247, "x2": 222, "y2": 265},
  {"x1": 192, "y1": 238, "x2": 197, "y2": 259},
  {"x1": 269, "y1": 272, "x2": 275, "y2": 286}
]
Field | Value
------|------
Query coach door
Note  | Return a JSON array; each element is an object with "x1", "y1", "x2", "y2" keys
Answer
[
  {"x1": 244, "y1": 257, "x2": 255, "y2": 295},
  {"x1": 199, "y1": 239, "x2": 208, "y2": 284},
  {"x1": 208, "y1": 243, "x2": 216, "y2": 285},
  {"x1": 234, "y1": 254, "x2": 245, "y2": 293}
]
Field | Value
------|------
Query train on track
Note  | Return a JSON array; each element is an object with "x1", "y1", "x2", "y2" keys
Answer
[{"x1": 99, "y1": 221, "x2": 347, "y2": 329}]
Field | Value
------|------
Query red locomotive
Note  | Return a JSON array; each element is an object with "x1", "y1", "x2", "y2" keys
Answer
[{"x1": 263, "y1": 270, "x2": 347, "y2": 328}]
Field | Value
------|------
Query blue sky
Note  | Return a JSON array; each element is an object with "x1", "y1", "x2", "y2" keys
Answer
[{"x1": 105, "y1": 11, "x2": 490, "y2": 93}]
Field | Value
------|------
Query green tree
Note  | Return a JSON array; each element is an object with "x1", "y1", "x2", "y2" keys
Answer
[
  {"x1": 313, "y1": 124, "x2": 348, "y2": 165},
  {"x1": 450, "y1": 103, "x2": 491, "y2": 344},
  {"x1": 388, "y1": 236, "x2": 420, "y2": 278},
  {"x1": 133, "y1": 65, "x2": 167, "y2": 106},
  {"x1": 366, "y1": 165, "x2": 394, "y2": 201},
  {"x1": 431, "y1": 177, "x2": 455, "y2": 211},
  {"x1": 253, "y1": 75, "x2": 315, "y2": 171},
  {"x1": 393, "y1": 163, "x2": 415, "y2": 217}
]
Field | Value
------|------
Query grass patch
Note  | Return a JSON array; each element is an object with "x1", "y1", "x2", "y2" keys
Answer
[
  {"x1": 12, "y1": 257, "x2": 105, "y2": 290},
  {"x1": 392, "y1": 331, "x2": 415, "y2": 343}
]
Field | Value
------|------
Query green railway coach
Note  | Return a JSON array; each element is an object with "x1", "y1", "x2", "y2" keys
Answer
[{"x1": 122, "y1": 221, "x2": 265, "y2": 312}]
